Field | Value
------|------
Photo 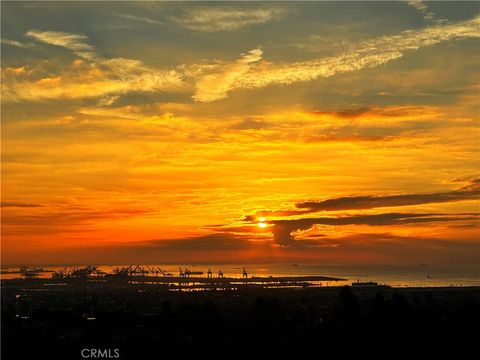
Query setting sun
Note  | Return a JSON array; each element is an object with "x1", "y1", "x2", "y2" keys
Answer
[{"x1": 257, "y1": 217, "x2": 267, "y2": 228}]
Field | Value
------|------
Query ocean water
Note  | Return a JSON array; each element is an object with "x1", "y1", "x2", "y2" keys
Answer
[{"x1": 1, "y1": 263, "x2": 479, "y2": 287}]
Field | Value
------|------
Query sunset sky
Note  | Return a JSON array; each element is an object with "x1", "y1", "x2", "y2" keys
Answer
[{"x1": 1, "y1": 1, "x2": 479, "y2": 265}]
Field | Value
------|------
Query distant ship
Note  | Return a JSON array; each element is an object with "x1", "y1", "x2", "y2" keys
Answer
[{"x1": 19, "y1": 267, "x2": 45, "y2": 277}]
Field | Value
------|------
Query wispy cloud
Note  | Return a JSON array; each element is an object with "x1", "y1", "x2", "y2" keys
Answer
[
  {"x1": 115, "y1": 13, "x2": 164, "y2": 26},
  {"x1": 193, "y1": 15, "x2": 480, "y2": 102},
  {"x1": 3, "y1": 31, "x2": 186, "y2": 103},
  {"x1": 295, "y1": 187, "x2": 480, "y2": 213},
  {"x1": 5, "y1": 16, "x2": 479, "y2": 104},
  {"x1": 26, "y1": 30, "x2": 96, "y2": 60},
  {"x1": 172, "y1": 7, "x2": 286, "y2": 32},
  {"x1": 1, "y1": 38, "x2": 36, "y2": 49},
  {"x1": 2, "y1": 59, "x2": 186, "y2": 103},
  {"x1": 0, "y1": 202, "x2": 43, "y2": 208},
  {"x1": 250, "y1": 179, "x2": 480, "y2": 219},
  {"x1": 406, "y1": 0, "x2": 444, "y2": 24},
  {"x1": 2, "y1": 205, "x2": 151, "y2": 236},
  {"x1": 192, "y1": 48, "x2": 263, "y2": 102},
  {"x1": 269, "y1": 213, "x2": 479, "y2": 245}
]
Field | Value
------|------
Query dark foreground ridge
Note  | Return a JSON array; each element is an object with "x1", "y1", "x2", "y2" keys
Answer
[{"x1": 2, "y1": 278, "x2": 479, "y2": 360}]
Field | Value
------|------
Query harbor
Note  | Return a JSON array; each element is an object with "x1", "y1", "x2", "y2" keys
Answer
[{"x1": 2, "y1": 265, "x2": 348, "y2": 291}]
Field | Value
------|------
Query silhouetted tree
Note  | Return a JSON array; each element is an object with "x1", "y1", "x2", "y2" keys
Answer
[{"x1": 336, "y1": 286, "x2": 359, "y2": 328}]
